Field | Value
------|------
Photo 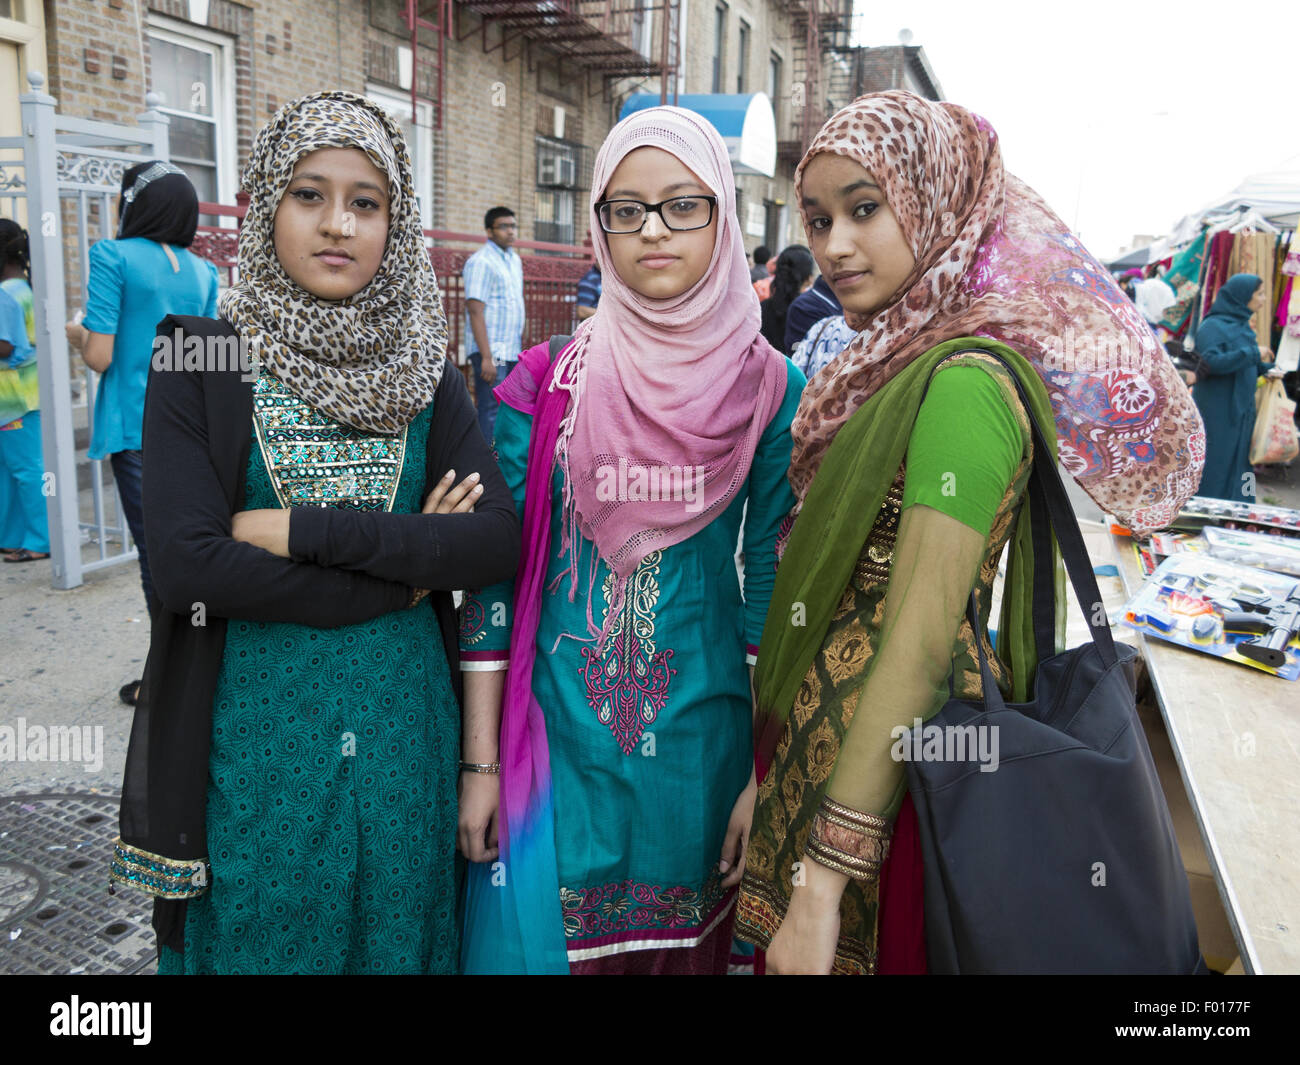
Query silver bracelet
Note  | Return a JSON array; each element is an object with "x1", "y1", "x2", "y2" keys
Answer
[{"x1": 460, "y1": 761, "x2": 501, "y2": 775}]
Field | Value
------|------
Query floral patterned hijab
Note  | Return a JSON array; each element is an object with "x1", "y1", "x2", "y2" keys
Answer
[
  {"x1": 219, "y1": 91, "x2": 446, "y2": 433},
  {"x1": 791, "y1": 91, "x2": 1204, "y2": 535}
]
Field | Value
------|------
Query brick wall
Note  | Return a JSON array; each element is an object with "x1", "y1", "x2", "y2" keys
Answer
[
  {"x1": 42, "y1": 0, "x2": 815, "y2": 249},
  {"x1": 44, "y1": 0, "x2": 148, "y2": 124}
]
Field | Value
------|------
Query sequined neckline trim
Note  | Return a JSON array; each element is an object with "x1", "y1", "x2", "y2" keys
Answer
[{"x1": 251, "y1": 372, "x2": 408, "y2": 511}]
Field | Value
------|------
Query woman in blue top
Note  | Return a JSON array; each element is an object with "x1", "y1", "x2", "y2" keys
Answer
[
  {"x1": 66, "y1": 161, "x2": 219, "y2": 702},
  {"x1": 1191, "y1": 273, "x2": 1277, "y2": 502},
  {"x1": 0, "y1": 219, "x2": 47, "y2": 562}
]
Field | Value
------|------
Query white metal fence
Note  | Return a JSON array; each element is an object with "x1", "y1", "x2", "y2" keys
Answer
[{"x1": 0, "y1": 71, "x2": 170, "y2": 590}]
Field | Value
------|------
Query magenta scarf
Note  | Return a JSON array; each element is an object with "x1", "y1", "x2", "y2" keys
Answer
[{"x1": 550, "y1": 106, "x2": 787, "y2": 630}]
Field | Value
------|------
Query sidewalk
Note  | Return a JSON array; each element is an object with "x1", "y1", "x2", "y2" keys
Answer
[{"x1": 1, "y1": 552, "x2": 154, "y2": 975}]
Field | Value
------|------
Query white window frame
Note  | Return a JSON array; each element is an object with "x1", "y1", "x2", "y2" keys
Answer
[
  {"x1": 366, "y1": 84, "x2": 435, "y2": 233},
  {"x1": 145, "y1": 14, "x2": 236, "y2": 212}
]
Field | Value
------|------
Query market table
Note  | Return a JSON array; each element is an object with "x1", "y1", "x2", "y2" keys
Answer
[{"x1": 1108, "y1": 528, "x2": 1300, "y2": 974}]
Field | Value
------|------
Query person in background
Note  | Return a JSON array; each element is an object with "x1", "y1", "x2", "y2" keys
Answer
[
  {"x1": 750, "y1": 244, "x2": 771, "y2": 283},
  {"x1": 790, "y1": 312, "x2": 855, "y2": 380},
  {"x1": 0, "y1": 219, "x2": 47, "y2": 563},
  {"x1": 463, "y1": 206, "x2": 525, "y2": 442},
  {"x1": 1135, "y1": 276, "x2": 1195, "y2": 386},
  {"x1": 785, "y1": 273, "x2": 842, "y2": 353},
  {"x1": 1191, "y1": 273, "x2": 1277, "y2": 502},
  {"x1": 65, "y1": 161, "x2": 219, "y2": 704},
  {"x1": 759, "y1": 245, "x2": 815, "y2": 355},
  {"x1": 575, "y1": 261, "x2": 601, "y2": 321}
]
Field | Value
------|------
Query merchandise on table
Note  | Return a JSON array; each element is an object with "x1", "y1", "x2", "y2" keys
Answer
[
  {"x1": 1166, "y1": 496, "x2": 1300, "y2": 538},
  {"x1": 1122, "y1": 554, "x2": 1300, "y2": 680},
  {"x1": 1202, "y1": 525, "x2": 1300, "y2": 577}
]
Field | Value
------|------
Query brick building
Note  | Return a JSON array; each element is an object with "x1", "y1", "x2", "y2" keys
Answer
[{"x1": 3, "y1": 1, "x2": 947, "y2": 254}]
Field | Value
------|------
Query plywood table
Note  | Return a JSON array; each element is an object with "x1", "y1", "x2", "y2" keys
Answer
[{"x1": 1110, "y1": 531, "x2": 1300, "y2": 974}]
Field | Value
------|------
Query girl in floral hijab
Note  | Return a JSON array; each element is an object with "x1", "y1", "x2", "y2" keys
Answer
[{"x1": 736, "y1": 91, "x2": 1203, "y2": 974}]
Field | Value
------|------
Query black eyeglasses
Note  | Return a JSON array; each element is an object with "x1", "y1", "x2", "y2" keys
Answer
[{"x1": 596, "y1": 195, "x2": 718, "y2": 234}]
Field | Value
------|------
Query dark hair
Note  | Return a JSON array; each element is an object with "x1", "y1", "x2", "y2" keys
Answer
[
  {"x1": 753, "y1": 245, "x2": 771, "y2": 264},
  {"x1": 768, "y1": 245, "x2": 815, "y2": 316},
  {"x1": 484, "y1": 206, "x2": 516, "y2": 231},
  {"x1": 0, "y1": 219, "x2": 30, "y2": 281}
]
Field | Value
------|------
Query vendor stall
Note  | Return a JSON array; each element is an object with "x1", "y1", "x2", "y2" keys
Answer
[{"x1": 1104, "y1": 499, "x2": 1300, "y2": 973}]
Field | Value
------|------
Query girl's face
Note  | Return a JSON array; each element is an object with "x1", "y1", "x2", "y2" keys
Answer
[
  {"x1": 1247, "y1": 284, "x2": 1265, "y2": 312},
  {"x1": 800, "y1": 153, "x2": 916, "y2": 319},
  {"x1": 273, "y1": 147, "x2": 390, "y2": 301},
  {"x1": 601, "y1": 147, "x2": 718, "y2": 300}
]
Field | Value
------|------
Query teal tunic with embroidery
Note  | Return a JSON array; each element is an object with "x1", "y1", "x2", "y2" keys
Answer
[
  {"x1": 159, "y1": 375, "x2": 460, "y2": 975},
  {"x1": 459, "y1": 358, "x2": 804, "y2": 966}
]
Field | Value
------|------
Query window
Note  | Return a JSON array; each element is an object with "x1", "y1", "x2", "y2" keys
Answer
[
  {"x1": 0, "y1": 1, "x2": 23, "y2": 20},
  {"x1": 367, "y1": 86, "x2": 435, "y2": 231},
  {"x1": 768, "y1": 51, "x2": 782, "y2": 127},
  {"x1": 631, "y1": 0, "x2": 655, "y2": 59},
  {"x1": 712, "y1": 4, "x2": 727, "y2": 95},
  {"x1": 737, "y1": 21, "x2": 749, "y2": 94},
  {"x1": 535, "y1": 136, "x2": 588, "y2": 246},
  {"x1": 146, "y1": 19, "x2": 235, "y2": 210}
]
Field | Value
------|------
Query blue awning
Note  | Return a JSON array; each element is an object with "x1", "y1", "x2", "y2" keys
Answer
[{"x1": 619, "y1": 93, "x2": 776, "y2": 178}]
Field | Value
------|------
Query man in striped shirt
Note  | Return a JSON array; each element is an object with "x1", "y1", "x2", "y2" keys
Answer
[{"x1": 463, "y1": 206, "x2": 526, "y2": 441}]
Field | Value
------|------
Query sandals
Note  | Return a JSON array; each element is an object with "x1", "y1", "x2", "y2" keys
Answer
[{"x1": 3, "y1": 548, "x2": 50, "y2": 563}]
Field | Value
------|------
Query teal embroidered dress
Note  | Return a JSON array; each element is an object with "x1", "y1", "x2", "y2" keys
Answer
[
  {"x1": 460, "y1": 358, "x2": 804, "y2": 968},
  {"x1": 158, "y1": 373, "x2": 460, "y2": 975}
]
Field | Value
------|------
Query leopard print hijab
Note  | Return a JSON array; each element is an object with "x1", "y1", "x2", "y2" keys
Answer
[{"x1": 219, "y1": 91, "x2": 445, "y2": 433}]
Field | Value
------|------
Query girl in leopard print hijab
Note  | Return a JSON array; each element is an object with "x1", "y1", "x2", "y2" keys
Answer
[
  {"x1": 114, "y1": 91, "x2": 521, "y2": 974},
  {"x1": 219, "y1": 90, "x2": 446, "y2": 432}
]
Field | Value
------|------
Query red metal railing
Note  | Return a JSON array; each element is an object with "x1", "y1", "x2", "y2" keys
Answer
[{"x1": 192, "y1": 200, "x2": 595, "y2": 369}]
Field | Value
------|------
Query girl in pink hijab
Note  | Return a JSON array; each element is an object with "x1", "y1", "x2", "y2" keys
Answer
[{"x1": 456, "y1": 106, "x2": 805, "y2": 973}]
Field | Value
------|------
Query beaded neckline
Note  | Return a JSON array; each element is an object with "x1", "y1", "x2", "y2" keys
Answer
[{"x1": 251, "y1": 372, "x2": 408, "y2": 512}]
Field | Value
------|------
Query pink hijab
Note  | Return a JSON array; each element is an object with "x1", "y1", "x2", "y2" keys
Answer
[{"x1": 550, "y1": 105, "x2": 788, "y2": 626}]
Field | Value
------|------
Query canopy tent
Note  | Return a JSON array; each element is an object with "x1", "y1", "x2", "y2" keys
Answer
[
  {"x1": 1107, "y1": 245, "x2": 1155, "y2": 271},
  {"x1": 1168, "y1": 155, "x2": 1300, "y2": 246}
]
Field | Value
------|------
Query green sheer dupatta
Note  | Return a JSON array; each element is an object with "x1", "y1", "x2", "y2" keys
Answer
[{"x1": 752, "y1": 337, "x2": 1061, "y2": 781}]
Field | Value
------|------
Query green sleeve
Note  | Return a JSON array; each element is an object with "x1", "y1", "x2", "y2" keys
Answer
[{"x1": 900, "y1": 364, "x2": 1023, "y2": 537}]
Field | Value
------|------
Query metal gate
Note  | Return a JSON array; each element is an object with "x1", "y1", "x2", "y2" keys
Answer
[{"x1": 0, "y1": 72, "x2": 169, "y2": 590}]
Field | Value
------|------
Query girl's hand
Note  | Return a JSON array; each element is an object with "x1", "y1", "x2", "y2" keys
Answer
[
  {"x1": 1259, "y1": 345, "x2": 1275, "y2": 363},
  {"x1": 765, "y1": 857, "x2": 848, "y2": 975},
  {"x1": 457, "y1": 771, "x2": 500, "y2": 862},
  {"x1": 65, "y1": 320, "x2": 88, "y2": 352},
  {"x1": 423, "y1": 469, "x2": 482, "y2": 514},
  {"x1": 719, "y1": 773, "x2": 758, "y2": 888},
  {"x1": 231, "y1": 509, "x2": 290, "y2": 557}
]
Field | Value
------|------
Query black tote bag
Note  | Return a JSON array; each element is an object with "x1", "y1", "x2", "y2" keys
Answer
[{"x1": 903, "y1": 363, "x2": 1203, "y2": 975}]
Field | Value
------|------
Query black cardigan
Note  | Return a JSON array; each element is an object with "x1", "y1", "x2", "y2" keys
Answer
[{"x1": 117, "y1": 314, "x2": 520, "y2": 951}]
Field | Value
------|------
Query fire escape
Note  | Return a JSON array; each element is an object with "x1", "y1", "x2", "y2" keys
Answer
[
  {"x1": 777, "y1": 0, "x2": 853, "y2": 166},
  {"x1": 422, "y1": 1, "x2": 681, "y2": 104}
]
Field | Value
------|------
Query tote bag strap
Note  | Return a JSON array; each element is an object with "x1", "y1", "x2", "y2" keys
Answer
[
  {"x1": 941, "y1": 351, "x2": 1120, "y2": 712},
  {"x1": 965, "y1": 458, "x2": 1120, "y2": 712}
]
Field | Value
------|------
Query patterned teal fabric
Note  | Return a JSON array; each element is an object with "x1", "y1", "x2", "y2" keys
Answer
[
  {"x1": 159, "y1": 395, "x2": 461, "y2": 974},
  {"x1": 459, "y1": 358, "x2": 804, "y2": 966}
]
